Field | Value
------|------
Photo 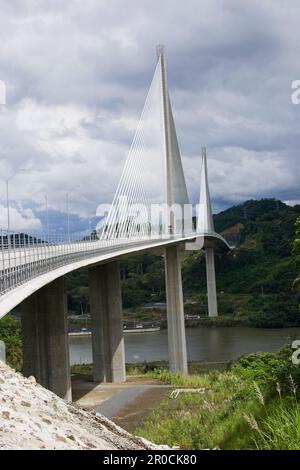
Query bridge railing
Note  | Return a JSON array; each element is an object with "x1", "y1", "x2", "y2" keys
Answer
[
  {"x1": 0, "y1": 229, "x2": 164, "y2": 297},
  {"x1": 0, "y1": 227, "x2": 202, "y2": 297}
]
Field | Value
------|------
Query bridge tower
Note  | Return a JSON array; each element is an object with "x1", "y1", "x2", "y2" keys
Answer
[
  {"x1": 186, "y1": 148, "x2": 219, "y2": 317},
  {"x1": 158, "y1": 45, "x2": 189, "y2": 373},
  {"x1": 198, "y1": 148, "x2": 218, "y2": 317}
]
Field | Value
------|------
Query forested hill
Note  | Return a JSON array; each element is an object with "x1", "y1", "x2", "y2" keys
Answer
[
  {"x1": 214, "y1": 199, "x2": 298, "y2": 252},
  {"x1": 183, "y1": 199, "x2": 300, "y2": 327},
  {"x1": 67, "y1": 199, "x2": 300, "y2": 328}
]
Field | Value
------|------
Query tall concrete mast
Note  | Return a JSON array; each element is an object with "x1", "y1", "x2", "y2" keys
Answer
[
  {"x1": 157, "y1": 45, "x2": 188, "y2": 373},
  {"x1": 157, "y1": 45, "x2": 189, "y2": 235},
  {"x1": 201, "y1": 147, "x2": 218, "y2": 317},
  {"x1": 157, "y1": 45, "x2": 173, "y2": 233}
]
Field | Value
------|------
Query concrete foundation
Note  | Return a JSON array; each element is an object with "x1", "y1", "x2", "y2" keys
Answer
[
  {"x1": 205, "y1": 247, "x2": 218, "y2": 317},
  {"x1": 21, "y1": 276, "x2": 71, "y2": 401},
  {"x1": 165, "y1": 245, "x2": 188, "y2": 374},
  {"x1": 89, "y1": 261, "x2": 125, "y2": 383}
]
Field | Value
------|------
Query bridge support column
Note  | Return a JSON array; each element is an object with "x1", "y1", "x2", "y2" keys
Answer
[
  {"x1": 206, "y1": 247, "x2": 218, "y2": 317},
  {"x1": 89, "y1": 261, "x2": 125, "y2": 383},
  {"x1": 165, "y1": 245, "x2": 188, "y2": 374},
  {"x1": 21, "y1": 277, "x2": 72, "y2": 401}
]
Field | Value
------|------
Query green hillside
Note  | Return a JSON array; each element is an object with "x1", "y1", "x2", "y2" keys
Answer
[
  {"x1": 67, "y1": 199, "x2": 300, "y2": 328},
  {"x1": 182, "y1": 199, "x2": 300, "y2": 327}
]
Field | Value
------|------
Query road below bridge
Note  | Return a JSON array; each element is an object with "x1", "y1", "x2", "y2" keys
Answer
[{"x1": 72, "y1": 375, "x2": 172, "y2": 432}]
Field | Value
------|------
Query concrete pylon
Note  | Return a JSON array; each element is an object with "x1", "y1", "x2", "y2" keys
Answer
[
  {"x1": 197, "y1": 147, "x2": 214, "y2": 234},
  {"x1": 89, "y1": 261, "x2": 126, "y2": 383},
  {"x1": 158, "y1": 45, "x2": 188, "y2": 373},
  {"x1": 206, "y1": 247, "x2": 218, "y2": 317},
  {"x1": 199, "y1": 147, "x2": 218, "y2": 317},
  {"x1": 21, "y1": 277, "x2": 71, "y2": 401},
  {"x1": 157, "y1": 45, "x2": 190, "y2": 235},
  {"x1": 165, "y1": 245, "x2": 188, "y2": 373}
]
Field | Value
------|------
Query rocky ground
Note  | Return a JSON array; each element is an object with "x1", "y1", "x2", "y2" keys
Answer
[{"x1": 0, "y1": 361, "x2": 166, "y2": 450}]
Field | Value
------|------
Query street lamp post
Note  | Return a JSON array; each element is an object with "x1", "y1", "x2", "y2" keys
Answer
[
  {"x1": 5, "y1": 168, "x2": 31, "y2": 248},
  {"x1": 66, "y1": 192, "x2": 70, "y2": 243},
  {"x1": 5, "y1": 179, "x2": 10, "y2": 239},
  {"x1": 45, "y1": 193, "x2": 50, "y2": 242},
  {"x1": 66, "y1": 185, "x2": 91, "y2": 243}
]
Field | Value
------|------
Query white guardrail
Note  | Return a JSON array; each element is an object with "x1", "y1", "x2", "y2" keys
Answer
[{"x1": 0, "y1": 229, "x2": 195, "y2": 296}]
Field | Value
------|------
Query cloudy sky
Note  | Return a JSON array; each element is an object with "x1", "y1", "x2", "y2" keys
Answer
[{"x1": 0, "y1": 0, "x2": 300, "y2": 234}]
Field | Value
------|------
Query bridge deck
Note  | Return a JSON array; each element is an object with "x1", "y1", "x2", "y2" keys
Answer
[{"x1": 0, "y1": 231, "x2": 229, "y2": 318}]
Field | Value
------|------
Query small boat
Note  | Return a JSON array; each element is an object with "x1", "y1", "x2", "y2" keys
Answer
[
  {"x1": 68, "y1": 329, "x2": 91, "y2": 337},
  {"x1": 123, "y1": 323, "x2": 160, "y2": 333},
  {"x1": 68, "y1": 324, "x2": 161, "y2": 336}
]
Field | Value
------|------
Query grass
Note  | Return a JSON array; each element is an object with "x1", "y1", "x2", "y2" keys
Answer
[
  {"x1": 71, "y1": 363, "x2": 93, "y2": 377},
  {"x1": 71, "y1": 360, "x2": 231, "y2": 378},
  {"x1": 147, "y1": 370, "x2": 212, "y2": 388},
  {"x1": 71, "y1": 348, "x2": 300, "y2": 450},
  {"x1": 135, "y1": 347, "x2": 300, "y2": 450},
  {"x1": 253, "y1": 399, "x2": 300, "y2": 450},
  {"x1": 135, "y1": 370, "x2": 260, "y2": 449}
]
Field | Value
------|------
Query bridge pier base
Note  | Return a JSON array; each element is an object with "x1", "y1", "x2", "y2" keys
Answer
[
  {"x1": 21, "y1": 277, "x2": 72, "y2": 401},
  {"x1": 89, "y1": 261, "x2": 126, "y2": 383},
  {"x1": 165, "y1": 245, "x2": 188, "y2": 374},
  {"x1": 205, "y1": 247, "x2": 218, "y2": 317}
]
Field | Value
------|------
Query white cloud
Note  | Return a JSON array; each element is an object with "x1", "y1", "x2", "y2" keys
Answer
[
  {"x1": 285, "y1": 200, "x2": 300, "y2": 207},
  {"x1": 0, "y1": 0, "x2": 299, "y2": 229},
  {"x1": 0, "y1": 204, "x2": 42, "y2": 231}
]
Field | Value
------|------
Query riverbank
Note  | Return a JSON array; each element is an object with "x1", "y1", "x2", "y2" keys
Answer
[
  {"x1": 68, "y1": 312, "x2": 300, "y2": 332},
  {"x1": 71, "y1": 360, "x2": 231, "y2": 379}
]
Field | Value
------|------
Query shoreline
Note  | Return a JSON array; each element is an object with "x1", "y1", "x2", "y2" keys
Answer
[
  {"x1": 71, "y1": 360, "x2": 232, "y2": 378},
  {"x1": 68, "y1": 316, "x2": 300, "y2": 331},
  {"x1": 69, "y1": 326, "x2": 161, "y2": 337}
]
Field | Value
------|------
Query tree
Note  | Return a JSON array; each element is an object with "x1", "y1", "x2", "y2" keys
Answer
[{"x1": 0, "y1": 316, "x2": 22, "y2": 370}]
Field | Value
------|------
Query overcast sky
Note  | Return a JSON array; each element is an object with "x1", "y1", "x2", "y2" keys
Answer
[{"x1": 0, "y1": 0, "x2": 300, "y2": 233}]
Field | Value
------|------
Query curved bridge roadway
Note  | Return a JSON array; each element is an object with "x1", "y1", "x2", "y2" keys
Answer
[{"x1": 0, "y1": 231, "x2": 228, "y2": 318}]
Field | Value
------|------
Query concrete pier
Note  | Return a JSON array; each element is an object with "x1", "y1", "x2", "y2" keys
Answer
[
  {"x1": 21, "y1": 276, "x2": 71, "y2": 401},
  {"x1": 165, "y1": 245, "x2": 188, "y2": 374},
  {"x1": 205, "y1": 247, "x2": 218, "y2": 317},
  {"x1": 89, "y1": 261, "x2": 126, "y2": 383}
]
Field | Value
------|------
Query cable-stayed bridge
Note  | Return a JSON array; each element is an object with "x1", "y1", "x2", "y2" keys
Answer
[{"x1": 0, "y1": 46, "x2": 229, "y2": 401}]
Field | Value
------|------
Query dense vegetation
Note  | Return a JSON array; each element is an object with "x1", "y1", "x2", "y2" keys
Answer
[
  {"x1": 136, "y1": 346, "x2": 300, "y2": 449},
  {"x1": 67, "y1": 199, "x2": 300, "y2": 327},
  {"x1": 0, "y1": 316, "x2": 22, "y2": 371}
]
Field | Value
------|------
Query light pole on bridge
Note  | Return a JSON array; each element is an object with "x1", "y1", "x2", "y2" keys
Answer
[
  {"x1": 5, "y1": 167, "x2": 32, "y2": 247},
  {"x1": 45, "y1": 193, "x2": 50, "y2": 242},
  {"x1": 65, "y1": 186, "x2": 93, "y2": 242}
]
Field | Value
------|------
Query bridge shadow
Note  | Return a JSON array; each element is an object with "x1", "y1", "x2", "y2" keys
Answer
[
  {"x1": 71, "y1": 373, "x2": 160, "y2": 407},
  {"x1": 71, "y1": 373, "x2": 170, "y2": 432}
]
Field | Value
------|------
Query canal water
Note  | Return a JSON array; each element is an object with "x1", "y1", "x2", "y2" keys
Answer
[{"x1": 69, "y1": 326, "x2": 300, "y2": 365}]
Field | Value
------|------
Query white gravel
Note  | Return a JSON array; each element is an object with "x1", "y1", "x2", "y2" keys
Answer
[{"x1": 0, "y1": 361, "x2": 165, "y2": 450}]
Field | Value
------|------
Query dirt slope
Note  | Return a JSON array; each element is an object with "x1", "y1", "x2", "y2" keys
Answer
[{"x1": 0, "y1": 362, "x2": 165, "y2": 450}]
